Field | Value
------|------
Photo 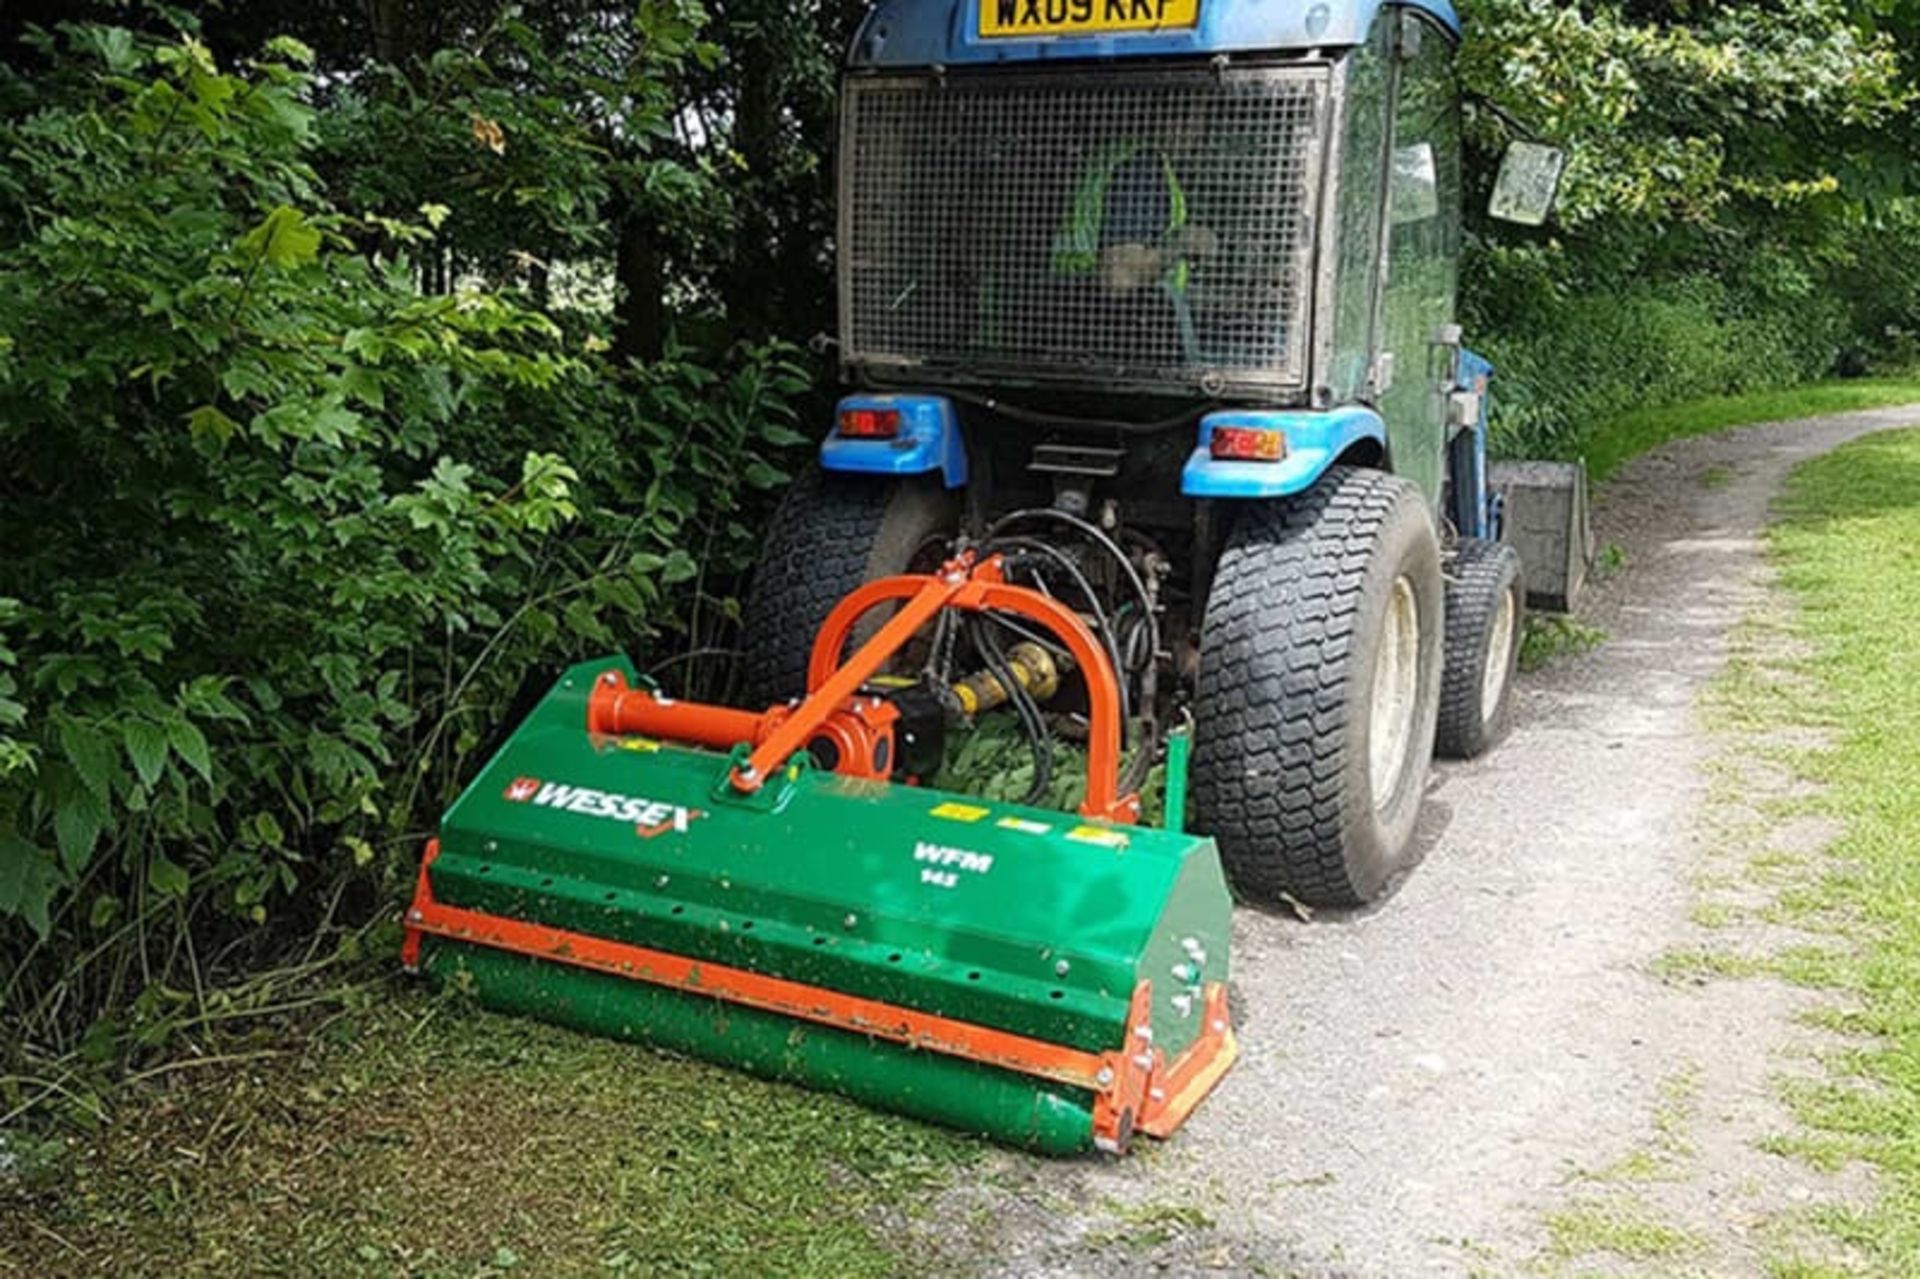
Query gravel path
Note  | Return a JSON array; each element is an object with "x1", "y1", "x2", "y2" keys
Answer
[{"x1": 943, "y1": 407, "x2": 1920, "y2": 1278}]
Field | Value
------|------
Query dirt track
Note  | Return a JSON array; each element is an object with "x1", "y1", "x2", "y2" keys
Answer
[{"x1": 945, "y1": 407, "x2": 1920, "y2": 1277}]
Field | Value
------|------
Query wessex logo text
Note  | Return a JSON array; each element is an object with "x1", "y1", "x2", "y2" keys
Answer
[{"x1": 502, "y1": 777, "x2": 702, "y2": 838}]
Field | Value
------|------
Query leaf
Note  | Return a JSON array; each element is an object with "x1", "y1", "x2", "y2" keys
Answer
[
  {"x1": 168, "y1": 719, "x2": 213, "y2": 783},
  {"x1": 186, "y1": 405, "x2": 239, "y2": 448},
  {"x1": 147, "y1": 854, "x2": 190, "y2": 900},
  {"x1": 661, "y1": 549, "x2": 699, "y2": 584},
  {"x1": 743, "y1": 459, "x2": 786, "y2": 490},
  {"x1": 250, "y1": 812, "x2": 284, "y2": 847},
  {"x1": 54, "y1": 790, "x2": 107, "y2": 876},
  {"x1": 339, "y1": 364, "x2": 386, "y2": 411},
  {"x1": 89, "y1": 26, "x2": 139, "y2": 74},
  {"x1": 0, "y1": 839, "x2": 62, "y2": 939},
  {"x1": 760, "y1": 425, "x2": 810, "y2": 448},
  {"x1": 123, "y1": 720, "x2": 169, "y2": 788},
  {"x1": 264, "y1": 35, "x2": 315, "y2": 66},
  {"x1": 60, "y1": 720, "x2": 119, "y2": 801},
  {"x1": 239, "y1": 205, "x2": 322, "y2": 271}
]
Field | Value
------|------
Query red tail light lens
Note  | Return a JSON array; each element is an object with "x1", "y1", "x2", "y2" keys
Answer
[
  {"x1": 1210, "y1": 426, "x2": 1287, "y2": 462},
  {"x1": 838, "y1": 408, "x2": 902, "y2": 439}
]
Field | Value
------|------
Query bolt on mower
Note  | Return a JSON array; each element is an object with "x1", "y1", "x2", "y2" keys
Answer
[{"x1": 405, "y1": 0, "x2": 1584, "y2": 1154}]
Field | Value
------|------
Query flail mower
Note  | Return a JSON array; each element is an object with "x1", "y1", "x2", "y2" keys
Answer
[{"x1": 405, "y1": 0, "x2": 1580, "y2": 1153}]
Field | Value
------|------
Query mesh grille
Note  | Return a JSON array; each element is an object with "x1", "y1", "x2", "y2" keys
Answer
[{"x1": 840, "y1": 66, "x2": 1328, "y2": 394}]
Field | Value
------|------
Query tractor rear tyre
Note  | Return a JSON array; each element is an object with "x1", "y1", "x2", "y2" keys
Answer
[
  {"x1": 1190, "y1": 467, "x2": 1445, "y2": 908},
  {"x1": 1435, "y1": 538, "x2": 1525, "y2": 760},
  {"x1": 739, "y1": 466, "x2": 957, "y2": 709}
]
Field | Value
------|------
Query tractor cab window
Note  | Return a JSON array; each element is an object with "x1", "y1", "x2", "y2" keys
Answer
[
  {"x1": 1326, "y1": 13, "x2": 1394, "y2": 403},
  {"x1": 1376, "y1": 8, "x2": 1462, "y2": 503}
]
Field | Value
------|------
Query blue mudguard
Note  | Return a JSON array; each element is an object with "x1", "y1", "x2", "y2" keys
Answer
[
  {"x1": 1180, "y1": 407, "x2": 1387, "y2": 500},
  {"x1": 819, "y1": 393, "x2": 969, "y2": 488}
]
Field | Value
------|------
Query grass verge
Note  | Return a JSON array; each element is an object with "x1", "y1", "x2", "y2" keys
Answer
[
  {"x1": 1725, "y1": 428, "x2": 1920, "y2": 1268},
  {"x1": 1583, "y1": 375, "x2": 1920, "y2": 483},
  {"x1": 0, "y1": 989, "x2": 973, "y2": 1277}
]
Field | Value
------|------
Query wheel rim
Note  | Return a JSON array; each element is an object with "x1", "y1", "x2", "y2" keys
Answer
[
  {"x1": 1481, "y1": 584, "x2": 1518, "y2": 723},
  {"x1": 1369, "y1": 575, "x2": 1421, "y2": 810}
]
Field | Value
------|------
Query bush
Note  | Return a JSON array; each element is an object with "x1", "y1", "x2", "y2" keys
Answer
[
  {"x1": 1476, "y1": 271, "x2": 1852, "y2": 460},
  {"x1": 0, "y1": 25, "x2": 804, "y2": 1095}
]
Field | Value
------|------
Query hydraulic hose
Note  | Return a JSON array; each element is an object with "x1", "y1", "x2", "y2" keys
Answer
[
  {"x1": 991, "y1": 540, "x2": 1131, "y2": 749},
  {"x1": 968, "y1": 615, "x2": 1054, "y2": 807}
]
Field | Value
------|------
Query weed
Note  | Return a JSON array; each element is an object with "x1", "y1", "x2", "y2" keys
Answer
[
  {"x1": 1756, "y1": 1131, "x2": 1866, "y2": 1175},
  {"x1": 1578, "y1": 1148, "x2": 1671, "y2": 1184},
  {"x1": 1650, "y1": 947, "x2": 1765, "y2": 984},
  {"x1": 1545, "y1": 1195, "x2": 1699, "y2": 1261},
  {"x1": 1652, "y1": 1066, "x2": 1701, "y2": 1159},
  {"x1": 1690, "y1": 900, "x2": 1743, "y2": 929},
  {"x1": 1086, "y1": 1199, "x2": 1215, "y2": 1250},
  {"x1": 1519, "y1": 615, "x2": 1607, "y2": 672},
  {"x1": 1570, "y1": 1067, "x2": 1700, "y2": 1187}
]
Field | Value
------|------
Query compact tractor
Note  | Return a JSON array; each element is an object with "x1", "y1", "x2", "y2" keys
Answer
[{"x1": 404, "y1": 0, "x2": 1575, "y2": 1153}]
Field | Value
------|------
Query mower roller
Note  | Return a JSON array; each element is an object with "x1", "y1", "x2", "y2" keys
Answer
[{"x1": 405, "y1": 555, "x2": 1237, "y2": 1154}]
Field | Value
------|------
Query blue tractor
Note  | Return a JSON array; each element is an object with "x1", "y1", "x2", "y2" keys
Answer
[{"x1": 740, "y1": 0, "x2": 1571, "y2": 907}]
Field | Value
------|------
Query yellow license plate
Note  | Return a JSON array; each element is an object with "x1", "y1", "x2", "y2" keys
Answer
[{"x1": 978, "y1": 0, "x2": 1200, "y2": 39}]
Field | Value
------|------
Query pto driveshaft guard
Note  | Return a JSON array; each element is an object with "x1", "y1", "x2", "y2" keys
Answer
[{"x1": 403, "y1": 656, "x2": 1236, "y2": 1154}]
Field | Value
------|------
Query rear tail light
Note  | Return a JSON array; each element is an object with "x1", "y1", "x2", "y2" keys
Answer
[
  {"x1": 838, "y1": 407, "x2": 902, "y2": 439},
  {"x1": 1210, "y1": 426, "x2": 1287, "y2": 462}
]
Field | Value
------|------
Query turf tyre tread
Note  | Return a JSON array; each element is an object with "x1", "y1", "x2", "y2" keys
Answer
[
  {"x1": 1190, "y1": 467, "x2": 1442, "y2": 907},
  {"x1": 739, "y1": 467, "x2": 951, "y2": 708},
  {"x1": 1435, "y1": 537, "x2": 1525, "y2": 760}
]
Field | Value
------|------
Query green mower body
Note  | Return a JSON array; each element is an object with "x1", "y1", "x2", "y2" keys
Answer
[{"x1": 412, "y1": 657, "x2": 1234, "y2": 1153}]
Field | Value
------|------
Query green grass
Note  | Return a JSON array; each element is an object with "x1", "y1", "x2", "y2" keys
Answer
[
  {"x1": 1583, "y1": 375, "x2": 1920, "y2": 482},
  {"x1": 1719, "y1": 427, "x2": 1920, "y2": 1268},
  {"x1": 1544, "y1": 1195, "x2": 1699, "y2": 1262},
  {"x1": 0, "y1": 990, "x2": 974, "y2": 1277},
  {"x1": 1570, "y1": 1067, "x2": 1700, "y2": 1187},
  {"x1": 1650, "y1": 946, "x2": 1768, "y2": 984}
]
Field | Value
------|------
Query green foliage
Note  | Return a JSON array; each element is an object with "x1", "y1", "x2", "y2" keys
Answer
[
  {"x1": 1458, "y1": 0, "x2": 1917, "y2": 461},
  {"x1": 1461, "y1": 0, "x2": 1908, "y2": 229},
  {"x1": 937, "y1": 714, "x2": 1169, "y2": 827},
  {"x1": 314, "y1": 0, "x2": 724, "y2": 282},
  {"x1": 0, "y1": 23, "x2": 804, "y2": 1088},
  {"x1": 1480, "y1": 274, "x2": 1854, "y2": 459}
]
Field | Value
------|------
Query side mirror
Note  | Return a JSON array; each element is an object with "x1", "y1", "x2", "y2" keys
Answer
[{"x1": 1489, "y1": 141, "x2": 1566, "y2": 227}]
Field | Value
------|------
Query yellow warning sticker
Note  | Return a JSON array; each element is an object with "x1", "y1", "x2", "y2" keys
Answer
[
  {"x1": 1066, "y1": 825, "x2": 1130, "y2": 849},
  {"x1": 931, "y1": 801, "x2": 991, "y2": 823},
  {"x1": 996, "y1": 816, "x2": 1052, "y2": 836},
  {"x1": 615, "y1": 736, "x2": 663, "y2": 754}
]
